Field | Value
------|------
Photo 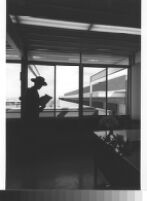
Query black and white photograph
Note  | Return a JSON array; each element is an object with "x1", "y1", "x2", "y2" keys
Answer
[{"x1": 2, "y1": 0, "x2": 143, "y2": 197}]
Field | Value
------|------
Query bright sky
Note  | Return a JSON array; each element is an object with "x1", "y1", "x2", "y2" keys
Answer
[
  {"x1": 56, "y1": 65, "x2": 79, "y2": 97},
  {"x1": 84, "y1": 68, "x2": 105, "y2": 87},
  {"x1": 6, "y1": 64, "x2": 21, "y2": 100}
]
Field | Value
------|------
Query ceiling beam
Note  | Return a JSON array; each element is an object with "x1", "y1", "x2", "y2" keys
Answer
[
  {"x1": 8, "y1": 4, "x2": 141, "y2": 28},
  {"x1": 20, "y1": 25, "x2": 140, "y2": 43},
  {"x1": 6, "y1": 15, "x2": 24, "y2": 57},
  {"x1": 6, "y1": 59, "x2": 130, "y2": 68},
  {"x1": 27, "y1": 38, "x2": 139, "y2": 49},
  {"x1": 24, "y1": 30, "x2": 140, "y2": 42},
  {"x1": 27, "y1": 46, "x2": 134, "y2": 56}
]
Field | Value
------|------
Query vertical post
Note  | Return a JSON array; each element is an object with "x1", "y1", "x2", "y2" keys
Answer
[
  {"x1": 54, "y1": 65, "x2": 56, "y2": 117},
  {"x1": 21, "y1": 50, "x2": 28, "y2": 119},
  {"x1": 125, "y1": 67, "x2": 130, "y2": 116},
  {"x1": 106, "y1": 68, "x2": 108, "y2": 115},
  {"x1": 89, "y1": 77, "x2": 93, "y2": 107},
  {"x1": 128, "y1": 55, "x2": 134, "y2": 116},
  {"x1": 79, "y1": 52, "x2": 83, "y2": 117}
]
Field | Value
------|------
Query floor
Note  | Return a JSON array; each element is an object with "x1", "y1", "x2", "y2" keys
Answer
[
  {"x1": 6, "y1": 129, "x2": 109, "y2": 189},
  {"x1": 6, "y1": 123, "x2": 140, "y2": 190}
]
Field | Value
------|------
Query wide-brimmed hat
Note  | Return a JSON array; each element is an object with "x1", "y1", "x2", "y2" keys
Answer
[{"x1": 31, "y1": 76, "x2": 47, "y2": 86}]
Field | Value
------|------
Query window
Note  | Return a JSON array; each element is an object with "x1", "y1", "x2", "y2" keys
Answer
[
  {"x1": 83, "y1": 67, "x2": 106, "y2": 115},
  {"x1": 28, "y1": 65, "x2": 79, "y2": 117},
  {"x1": 6, "y1": 63, "x2": 21, "y2": 118},
  {"x1": 28, "y1": 65, "x2": 55, "y2": 117},
  {"x1": 107, "y1": 68, "x2": 128, "y2": 115},
  {"x1": 56, "y1": 66, "x2": 79, "y2": 117},
  {"x1": 6, "y1": 63, "x2": 129, "y2": 118}
]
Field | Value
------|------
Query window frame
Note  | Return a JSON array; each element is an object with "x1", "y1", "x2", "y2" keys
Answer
[{"x1": 6, "y1": 61, "x2": 130, "y2": 118}]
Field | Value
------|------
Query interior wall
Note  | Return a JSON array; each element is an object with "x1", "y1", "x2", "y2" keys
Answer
[{"x1": 131, "y1": 51, "x2": 141, "y2": 120}]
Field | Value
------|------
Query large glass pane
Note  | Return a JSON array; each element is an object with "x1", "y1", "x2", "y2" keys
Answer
[
  {"x1": 28, "y1": 65, "x2": 55, "y2": 117},
  {"x1": 6, "y1": 63, "x2": 21, "y2": 118},
  {"x1": 83, "y1": 67, "x2": 106, "y2": 116},
  {"x1": 56, "y1": 66, "x2": 79, "y2": 117},
  {"x1": 107, "y1": 68, "x2": 128, "y2": 115}
]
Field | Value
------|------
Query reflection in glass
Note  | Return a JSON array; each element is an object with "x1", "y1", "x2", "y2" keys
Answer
[
  {"x1": 83, "y1": 68, "x2": 106, "y2": 116},
  {"x1": 107, "y1": 68, "x2": 128, "y2": 115}
]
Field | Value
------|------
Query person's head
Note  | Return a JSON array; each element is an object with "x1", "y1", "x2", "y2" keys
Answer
[{"x1": 31, "y1": 76, "x2": 47, "y2": 89}]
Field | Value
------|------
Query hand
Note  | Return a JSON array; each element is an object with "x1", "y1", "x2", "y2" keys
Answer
[{"x1": 39, "y1": 105, "x2": 45, "y2": 112}]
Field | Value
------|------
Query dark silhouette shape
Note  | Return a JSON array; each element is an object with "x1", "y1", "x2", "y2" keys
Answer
[
  {"x1": 57, "y1": 108, "x2": 69, "y2": 117},
  {"x1": 23, "y1": 76, "x2": 51, "y2": 121}
]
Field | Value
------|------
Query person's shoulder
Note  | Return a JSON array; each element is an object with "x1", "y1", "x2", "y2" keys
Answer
[
  {"x1": 26, "y1": 87, "x2": 34, "y2": 95},
  {"x1": 28, "y1": 86, "x2": 34, "y2": 91}
]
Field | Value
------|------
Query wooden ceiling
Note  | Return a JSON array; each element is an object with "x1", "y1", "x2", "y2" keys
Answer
[{"x1": 6, "y1": 0, "x2": 141, "y2": 65}]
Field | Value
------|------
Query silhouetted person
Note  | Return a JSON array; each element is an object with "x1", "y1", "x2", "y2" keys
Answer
[{"x1": 24, "y1": 76, "x2": 50, "y2": 121}]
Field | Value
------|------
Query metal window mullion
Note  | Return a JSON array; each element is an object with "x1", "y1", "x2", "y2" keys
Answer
[
  {"x1": 79, "y1": 52, "x2": 83, "y2": 117},
  {"x1": 128, "y1": 66, "x2": 132, "y2": 115},
  {"x1": 54, "y1": 65, "x2": 56, "y2": 117},
  {"x1": 106, "y1": 68, "x2": 108, "y2": 116},
  {"x1": 128, "y1": 55, "x2": 134, "y2": 116}
]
